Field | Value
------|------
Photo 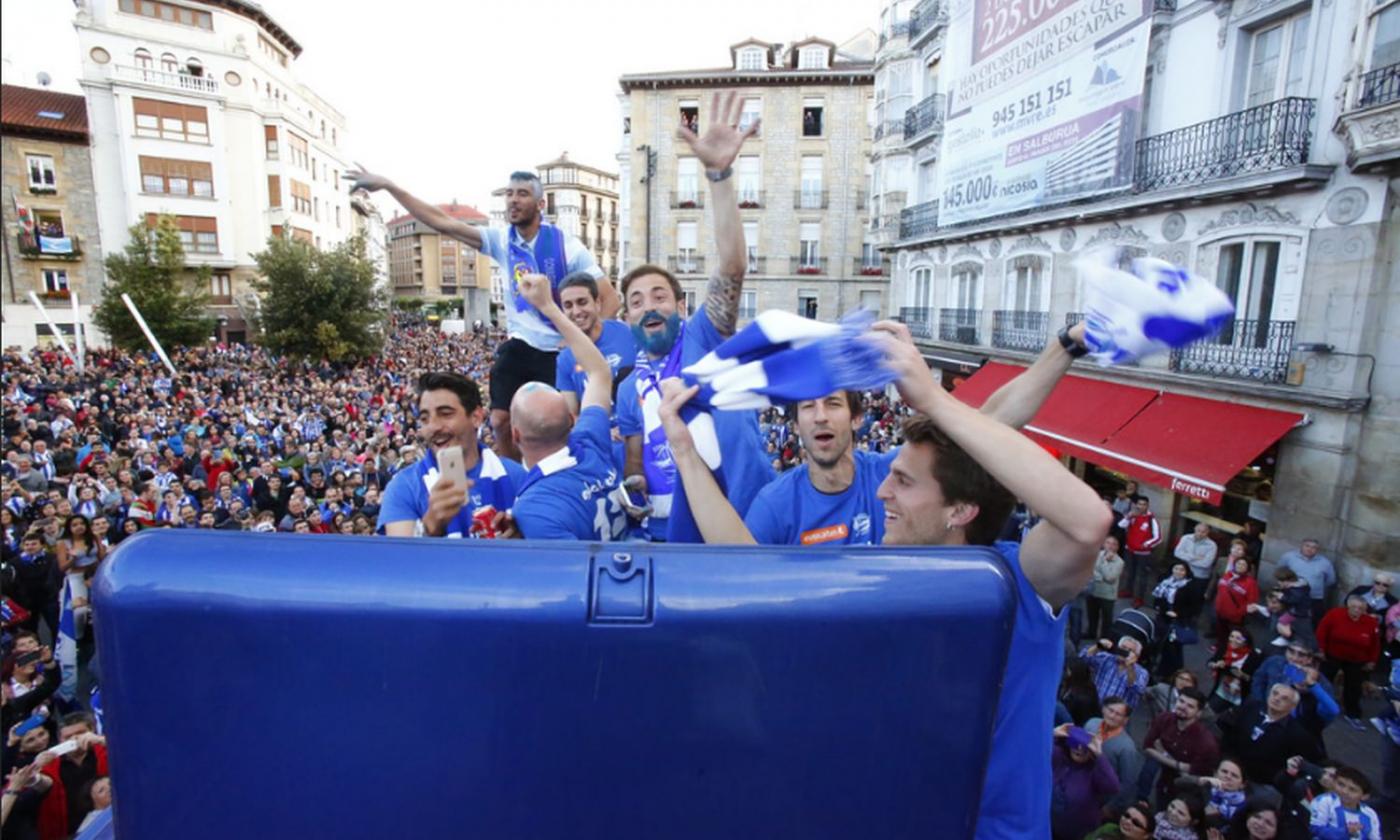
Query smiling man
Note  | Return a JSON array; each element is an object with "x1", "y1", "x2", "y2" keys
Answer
[
  {"x1": 614, "y1": 91, "x2": 774, "y2": 542},
  {"x1": 654, "y1": 321, "x2": 1112, "y2": 838},
  {"x1": 553, "y1": 272, "x2": 636, "y2": 471},
  {"x1": 375, "y1": 372, "x2": 525, "y2": 538}
]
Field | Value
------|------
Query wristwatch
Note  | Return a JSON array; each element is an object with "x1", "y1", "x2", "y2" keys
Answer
[
  {"x1": 705, "y1": 167, "x2": 733, "y2": 183},
  {"x1": 1057, "y1": 325, "x2": 1088, "y2": 358}
]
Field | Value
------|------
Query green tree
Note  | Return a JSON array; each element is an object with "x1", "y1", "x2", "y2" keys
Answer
[
  {"x1": 430, "y1": 299, "x2": 460, "y2": 318},
  {"x1": 253, "y1": 231, "x2": 386, "y2": 360},
  {"x1": 393, "y1": 297, "x2": 425, "y2": 313},
  {"x1": 92, "y1": 215, "x2": 214, "y2": 350}
]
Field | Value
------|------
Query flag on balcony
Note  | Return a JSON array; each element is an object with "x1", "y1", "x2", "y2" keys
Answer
[
  {"x1": 38, "y1": 235, "x2": 74, "y2": 255},
  {"x1": 12, "y1": 193, "x2": 33, "y2": 235},
  {"x1": 1079, "y1": 249, "x2": 1235, "y2": 366}
]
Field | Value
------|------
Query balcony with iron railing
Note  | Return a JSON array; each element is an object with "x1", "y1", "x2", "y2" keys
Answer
[
  {"x1": 854, "y1": 257, "x2": 888, "y2": 277},
  {"x1": 793, "y1": 190, "x2": 829, "y2": 210},
  {"x1": 1339, "y1": 62, "x2": 1400, "y2": 171},
  {"x1": 1134, "y1": 97, "x2": 1315, "y2": 192},
  {"x1": 790, "y1": 256, "x2": 828, "y2": 275},
  {"x1": 873, "y1": 118, "x2": 906, "y2": 141},
  {"x1": 668, "y1": 254, "x2": 706, "y2": 275},
  {"x1": 939, "y1": 309, "x2": 981, "y2": 345},
  {"x1": 904, "y1": 93, "x2": 946, "y2": 143},
  {"x1": 18, "y1": 232, "x2": 83, "y2": 260},
  {"x1": 878, "y1": 19, "x2": 912, "y2": 48},
  {"x1": 670, "y1": 191, "x2": 704, "y2": 209},
  {"x1": 737, "y1": 190, "x2": 766, "y2": 210},
  {"x1": 1169, "y1": 319, "x2": 1296, "y2": 384},
  {"x1": 746, "y1": 256, "x2": 769, "y2": 275},
  {"x1": 114, "y1": 64, "x2": 220, "y2": 95},
  {"x1": 899, "y1": 200, "x2": 939, "y2": 240},
  {"x1": 908, "y1": 0, "x2": 944, "y2": 42},
  {"x1": 898, "y1": 97, "x2": 1318, "y2": 242},
  {"x1": 991, "y1": 311, "x2": 1049, "y2": 352},
  {"x1": 897, "y1": 306, "x2": 934, "y2": 339}
]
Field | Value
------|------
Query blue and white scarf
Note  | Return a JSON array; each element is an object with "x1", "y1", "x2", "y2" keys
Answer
[
  {"x1": 55, "y1": 576, "x2": 79, "y2": 702},
  {"x1": 506, "y1": 223, "x2": 568, "y2": 331},
  {"x1": 1078, "y1": 249, "x2": 1235, "y2": 365},
  {"x1": 419, "y1": 444, "x2": 510, "y2": 539}
]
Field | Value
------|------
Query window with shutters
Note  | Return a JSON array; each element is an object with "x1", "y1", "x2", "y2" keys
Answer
[
  {"x1": 118, "y1": 0, "x2": 213, "y2": 29},
  {"x1": 26, "y1": 155, "x2": 56, "y2": 192},
  {"x1": 287, "y1": 132, "x2": 309, "y2": 169},
  {"x1": 132, "y1": 98, "x2": 208, "y2": 142},
  {"x1": 264, "y1": 125, "x2": 279, "y2": 159},
  {"x1": 267, "y1": 175, "x2": 281, "y2": 208},
  {"x1": 139, "y1": 156, "x2": 213, "y2": 197},
  {"x1": 290, "y1": 180, "x2": 312, "y2": 215},
  {"x1": 146, "y1": 213, "x2": 218, "y2": 254}
]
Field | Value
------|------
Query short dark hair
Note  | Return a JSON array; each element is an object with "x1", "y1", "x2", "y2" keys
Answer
[
  {"x1": 507, "y1": 171, "x2": 542, "y2": 199},
  {"x1": 620, "y1": 264, "x2": 683, "y2": 308},
  {"x1": 1333, "y1": 765, "x2": 1374, "y2": 794},
  {"x1": 559, "y1": 272, "x2": 599, "y2": 300},
  {"x1": 1130, "y1": 494, "x2": 1149, "y2": 505},
  {"x1": 59, "y1": 711, "x2": 96, "y2": 732},
  {"x1": 417, "y1": 372, "x2": 483, "y2": 413},
  {"x1": 784, "y1": 390, "x2": 865, "y2": 423},
  {"x1": 1178, "y1": 687, "x2": 1207, "y2": 709},
  {"x1": 900, "y1": 415, "x2": 1014, "y2": 547},
  {"x1": 1172, "y1": 789, "x2": 1206, "y2": 824}
]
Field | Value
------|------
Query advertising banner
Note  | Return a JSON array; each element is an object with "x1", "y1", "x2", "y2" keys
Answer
[{"x1": 938, "y1": 0, "x2": 1154, "y2": 226}]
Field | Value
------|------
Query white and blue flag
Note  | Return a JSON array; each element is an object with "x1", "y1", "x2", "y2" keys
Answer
[{"x1": 55, "y1": 576, "x2": 79, "y2": 703}]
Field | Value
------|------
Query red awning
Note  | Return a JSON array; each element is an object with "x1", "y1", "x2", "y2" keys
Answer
[{"x1": 952, "y1": 362, "x2": 1305, "y2": 504}]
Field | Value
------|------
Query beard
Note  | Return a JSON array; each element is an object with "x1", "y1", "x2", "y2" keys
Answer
[{"x1": 631, "y1": 311, "x2": 683, "y2": 357}]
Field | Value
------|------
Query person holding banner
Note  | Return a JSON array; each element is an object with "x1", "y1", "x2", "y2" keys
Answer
[
  {"x1": 654, "y1": 321, "x2": 1113, "y2": 839},
  {"x1": 346, "y1": 168, "x2": 620, "y2": 462},
  {"x1": 614, "y1": 90, "x2": 774, "y2": 542}
]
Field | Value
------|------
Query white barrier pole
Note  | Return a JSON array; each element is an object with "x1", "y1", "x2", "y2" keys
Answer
[
  {"x1": 26, "y1": 291, "x2": 75, "y2": 358},
  {"x1": 120, "y1": 293, "x2": 177, "y2": 375},
  {"x1": 69, "y1": 290, "x2": 85, "y2": 375}
]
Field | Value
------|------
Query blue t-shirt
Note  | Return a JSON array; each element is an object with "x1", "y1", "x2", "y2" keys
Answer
[
  {"x1": 977, "y1": 541, "x2": 1067, "y2": 839},
  {"x1": 512, "y1": 405, "x2": 626, "y2": 541},
  {"x1": 744, "y1": 449, "x2": 897, "y2": 545},
  {"x1": 616, "y1": 306, "x2": 775, "y2": 543},
  {"x1": 376, "y1": 444, "x2": 526, "y2": 537},
  {"x1": 556, "y1": 319, "x2": 636, "y2": 472},
  {"x1": 477, "y1": 225, "x2": 603, "y2": 352}
]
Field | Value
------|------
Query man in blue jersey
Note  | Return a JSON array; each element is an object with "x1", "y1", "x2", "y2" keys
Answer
[
  {"x1": 347, "y1": 168, "x2": 620, "y2": 461},
  {"x1": 744, "y1": 320, "x2": 1093, "y2": 546},
  {"x1": 615, "y1": 90, "x2": 774, "y2": 542},
  {"x1": 376, "y1": 372, "x2": 526, "y2": 538},
  {"x1": 554, "y1": 272, "x2": 636, "y2": 472},
  {"x1": 655, "y1": 322, "x2": 1112, "y2": 839},
  {"x1": 509, "y1": 273, "x2": 627, "y2": 541}
]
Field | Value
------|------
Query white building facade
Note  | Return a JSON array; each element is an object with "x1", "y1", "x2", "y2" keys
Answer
[
  {"x1": 875, "y1": 0, "x2": 1399, "y2": 582},
  {"x1": 74, "y1": 0, "x2": 354, "y2": 343}
]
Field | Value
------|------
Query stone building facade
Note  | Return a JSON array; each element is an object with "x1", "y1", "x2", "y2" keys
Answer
[
  {"x1": 387, "y1": 204, "x2": 493, "y2": 324},
  {"x1": 618, "y1": 35, "x2": 885, "y2": 324},
  {"x1": 537, "y1": 152, "x2": 621, "y2": 281},
  {"x1": 876, "y1": 0, "x2": 1399, "y2": 584},
  {"x1": 1, "y1": 84, "x2": 105, "y2": 349}
]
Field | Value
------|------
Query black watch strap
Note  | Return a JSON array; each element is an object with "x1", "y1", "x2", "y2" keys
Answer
[{"x1": 1058, "y1": 325, "x2": 1089, "y2": 358}]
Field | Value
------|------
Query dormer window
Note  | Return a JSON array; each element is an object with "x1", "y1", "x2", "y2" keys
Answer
[
  {"x1": 799, "y1": 46, "x2": 828, "y2": 70},
  {"x1": 738, "y1": 48, "x2": 765, "y2": 71}
]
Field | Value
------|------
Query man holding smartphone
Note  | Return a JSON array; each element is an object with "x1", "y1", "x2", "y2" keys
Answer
[{"x1": 377, "y1": 373, "x2": 526, "y2": 538}]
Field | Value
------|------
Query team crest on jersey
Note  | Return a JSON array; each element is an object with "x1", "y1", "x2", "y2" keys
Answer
[
  {"x1": 852, "y1": 513, "x2": 871, "y2": 542},
  {"x1": 513, "y1": 263, "x2": 528, "y2": 282}
]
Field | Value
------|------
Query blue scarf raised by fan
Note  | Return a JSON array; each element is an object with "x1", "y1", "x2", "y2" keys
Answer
[
  {"x1": 644, "y1": 310, "x2": 896, "y2": 543},
  {"x1": 506, "y1": 224, "x2": 568, "y2": 331}
]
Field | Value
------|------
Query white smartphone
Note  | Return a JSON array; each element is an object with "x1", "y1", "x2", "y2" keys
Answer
[
  {"x1": 49, "y1": 739, "x2": 80, "y2": 758},
  {"x1": 436, "y1": 445, "x2": 469, "y2": 490}
]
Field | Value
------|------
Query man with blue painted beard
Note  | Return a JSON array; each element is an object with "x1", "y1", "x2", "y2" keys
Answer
[{"x1": 615, "y1": 91, "x2": 774, "y2": 541}]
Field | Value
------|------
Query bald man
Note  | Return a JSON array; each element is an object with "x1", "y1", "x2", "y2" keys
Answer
[{"x1": 508, "y1": 273, "x2": 628, "y2": 540}]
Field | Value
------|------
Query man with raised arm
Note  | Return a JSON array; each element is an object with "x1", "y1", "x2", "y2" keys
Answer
[
  {"x1": 744, "y1": 321, "x2": 1094, "y2": 546},
  {"x1": 614, "y1": 90, "x2": 774, "y2": 542},
  {"x1": 346, "y1": 167, "x2": 620, "y2": 461},
  {"x1": 507, "y1": 273, "x2": 626, "y2": 541},
  {"x1": 654, "y1": 322, "x2": 1113, "y2": 838}
]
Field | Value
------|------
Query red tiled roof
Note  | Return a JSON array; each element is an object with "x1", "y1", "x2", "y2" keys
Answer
[
  {"x1": 389, "y1": 203, "x2": 487, "y2": 226},
  {"x1": 1, "y1": 85, "x2": 89, "y2": 140}
]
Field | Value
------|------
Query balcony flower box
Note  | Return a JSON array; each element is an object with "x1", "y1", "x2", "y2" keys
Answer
[
  {"x1": 860, "y1": 267, "x2": 886, "y2": 277},
  {"x1": 43, "y1": 289, "x2": 72, "y2": 300},
  {"x1": 29, "y1": 187, "x2": 57, "y2": 196},
  {"x1": 678, "y1": 200, "x2": 698, "y2": 209},
  {"x1": 738, "y1": 200, "x2": 761, "y2": 209},
  {"x1": 796, "y1": 266, "x2": 823, "y2": 276}
]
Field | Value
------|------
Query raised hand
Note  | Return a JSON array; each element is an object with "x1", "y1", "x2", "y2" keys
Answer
[
  {"x1": 518, "y1": 273, "x2": 554, "y2": 311},
  {"x1": 676, "y1": 91, "x2": 760, "y2": 173},
  {"x1": 345, "y1": 165, "x2": 392, "y2": 194},
  {"x1": 657, "y1": 378, "x2": 701, "y2": 457}
]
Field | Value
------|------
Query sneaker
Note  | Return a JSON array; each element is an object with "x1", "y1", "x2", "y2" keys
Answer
[{"x1": 1346, "y1": 717, "x2": 1368, "y2": 731}]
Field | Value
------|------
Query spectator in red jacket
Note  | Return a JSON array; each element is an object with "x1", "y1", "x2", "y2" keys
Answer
[
  {"x1": 1118, "y1": 495, "x2": 1162, "y2": 604},
  {"x1": 36, "y1": 712, "x2": 108, "y2": 840},
  {"x1": 1316, "y1": 594, "x2": 1382, "y2": 728},
  {"x1": 1213, "y1": 549, "x2": 1259, "y2": 648}
]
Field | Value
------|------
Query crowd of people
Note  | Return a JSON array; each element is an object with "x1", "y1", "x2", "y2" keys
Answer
[{"x1": 3, "y1": 88, "x2": 1395, "y2": 839}]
